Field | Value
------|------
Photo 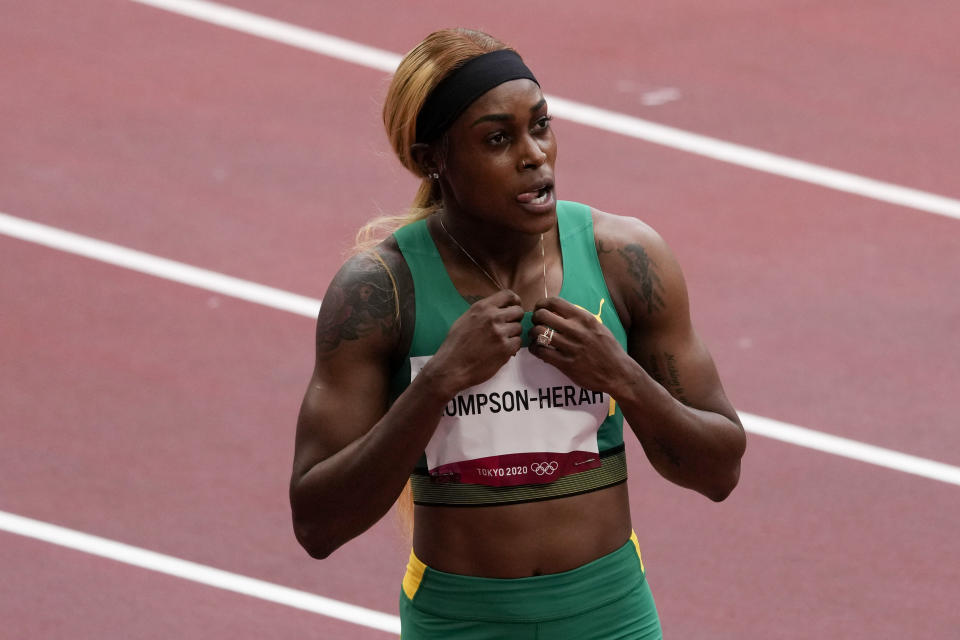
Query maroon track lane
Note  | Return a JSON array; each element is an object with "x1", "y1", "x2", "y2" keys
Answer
[
  {"x1": 0, "y1": 532, "x2": 389, "y2": 640},
  {"x1": 1, "y1": 236, "x2": 407, "y2": 636},
  {"x1": 223, "y1": 0, "x2": 960, "y2": 196}
]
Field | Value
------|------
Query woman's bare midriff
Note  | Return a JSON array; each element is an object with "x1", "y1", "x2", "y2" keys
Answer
[{"x1": 412, "y1": 482, "x2": 633, "y2": 578}]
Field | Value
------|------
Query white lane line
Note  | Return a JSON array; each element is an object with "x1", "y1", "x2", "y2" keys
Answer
[
  {"x1": 127, "y1": 0, "x2": 960, "y2": 221},
  {"x1": 130, "y1": 0, "x2": 399, "y2": 71},
  {"x1": 4, "y1": 210, "x2": 960, "y2": 487},
  {"x1": 0, "y1": 511, "x2": 401, "y2": 634},
  {"x1": 741, "y1": 414, "x2": 960, "y2": 486},
  {"x1": 0, "y1": 212, "x2": 320, "y2": 319}
]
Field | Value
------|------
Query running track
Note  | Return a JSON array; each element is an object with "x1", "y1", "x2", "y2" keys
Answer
[{"x1": 2, "y1": 1, "x2": 958, "y2": 638}]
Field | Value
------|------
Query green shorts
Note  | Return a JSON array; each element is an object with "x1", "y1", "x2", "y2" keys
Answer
[{"x1": 399, "y1": 532, "x2": 662, "y2": 640}]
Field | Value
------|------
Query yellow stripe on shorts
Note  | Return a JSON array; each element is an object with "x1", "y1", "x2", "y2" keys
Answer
[
  {"x1": 629, "y1": 530, "x2": 645, "y2": 573},
  {"x1": 402, "y1": 549, "x2": 427, "y2": 600}
]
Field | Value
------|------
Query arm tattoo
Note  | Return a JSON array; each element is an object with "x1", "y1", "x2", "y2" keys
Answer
[
  {"x1": 647, "y1": 352, "x2": 690, "y2": 406},
  {"x1": 664, "y1": 352, "x2": 690, "y2": 405},
  {"x1": 619, "y1": 244, "x2": 665, "y2": 315},
  {"x1": 316, "y1": 255, "x2": 398, "y2": 355},
  {"x1": 648, "y1": 352, "x2": 687, "y2": 468}
]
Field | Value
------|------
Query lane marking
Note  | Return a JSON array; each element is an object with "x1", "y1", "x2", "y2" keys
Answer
[
  {"x1": 4, "y1": 209, "x2": 960, "y2": 635},
  {"x1": 131, "y1": 0, "x2": 399, "y2": 72},
  {"x1": 0, "y1": 511, "x2": 401, "y2": 634},
  {"x1": 0, "y1": 213, "x2": 320, "y2": 319},
  {"x1": 742, "y1": 414, "x2": 960, "y2": 486},
  {"x1": 127, "y1": 0, "x2": 960, "y2": 221}
]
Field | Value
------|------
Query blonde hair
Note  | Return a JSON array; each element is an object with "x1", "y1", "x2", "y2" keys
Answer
[{"x1": 354, "y1": 28, "x2": 514, "y2": 251}]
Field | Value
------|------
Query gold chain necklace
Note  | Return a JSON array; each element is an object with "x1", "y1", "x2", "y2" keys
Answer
[{"x1": 438, "y1": 216, "x2": 548, "y2": 299}]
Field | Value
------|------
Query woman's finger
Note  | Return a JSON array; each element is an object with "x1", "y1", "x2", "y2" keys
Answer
[
  {"x1": 533, "y1": 296, "x2": 580, "y2": 318},
  {"x1": 531, "y1": 307, "x2": 574, "y2": 333}
]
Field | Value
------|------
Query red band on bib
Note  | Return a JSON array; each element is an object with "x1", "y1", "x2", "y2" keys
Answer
[{"x1": 430, "y1": 450, "x2": 602, "y2": 487}]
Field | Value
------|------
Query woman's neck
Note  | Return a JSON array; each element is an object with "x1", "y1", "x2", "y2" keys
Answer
[
  {"x1": 433, "y1": 211, "x2": 561, "y2": 306},
  {"x1": 436, "y1": 210, "x2": 548, "y2": 275}
]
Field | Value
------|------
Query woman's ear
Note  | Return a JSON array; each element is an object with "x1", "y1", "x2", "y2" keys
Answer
[{"x1": 410, "y1": 142, "x2": 439, "y2": 178}]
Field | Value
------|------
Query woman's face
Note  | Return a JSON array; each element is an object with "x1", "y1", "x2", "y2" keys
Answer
[{"x1": 438, "y1": 78, "x2": 558, "y2": 235}]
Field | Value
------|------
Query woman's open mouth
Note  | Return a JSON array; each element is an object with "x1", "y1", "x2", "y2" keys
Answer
[
  {"x1": 530, "y1": 186, "x2": 552, "y2": 205},
  {"x1": 517, "y1": 184, "x2": 554, "y2": 206}
]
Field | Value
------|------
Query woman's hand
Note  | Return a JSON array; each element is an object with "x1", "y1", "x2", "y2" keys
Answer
[
  {"x1": 427, "y1": 289, "x2": 525, "y2": 394},
  {"x1": 528, "y1": 297, "x2": 632, "y2": 394}
]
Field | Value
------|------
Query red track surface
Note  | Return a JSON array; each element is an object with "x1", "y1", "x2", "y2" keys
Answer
[{"x1": 2, "y1": 1, "x2": 958, "y2": 638}]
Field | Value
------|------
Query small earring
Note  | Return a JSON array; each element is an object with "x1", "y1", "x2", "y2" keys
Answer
[{"x1": 430, "y1": 172, "x2": 439, "y2": 180}]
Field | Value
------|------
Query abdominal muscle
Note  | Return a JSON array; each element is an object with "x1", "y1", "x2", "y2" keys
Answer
[{"x1": 412, "y1": 482, "x2": 633, "y2": 578}]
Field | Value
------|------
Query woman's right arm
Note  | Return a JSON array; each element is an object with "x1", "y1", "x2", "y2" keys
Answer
[{"x1": 289, "y1": 243, "x2": 523, "y2": 558}]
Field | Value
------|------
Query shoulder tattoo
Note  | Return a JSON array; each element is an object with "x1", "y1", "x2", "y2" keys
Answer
[
  {"x1": 619, "y1": 244, "x2": 666, "y2": 315},
  {"x1": 316, "y1": 252, "x2": 405, "y2": 355}
]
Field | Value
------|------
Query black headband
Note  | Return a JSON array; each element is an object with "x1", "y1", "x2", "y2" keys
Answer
[{"x1": 415, "y1": 49, "x2": 539, "y2": 143}]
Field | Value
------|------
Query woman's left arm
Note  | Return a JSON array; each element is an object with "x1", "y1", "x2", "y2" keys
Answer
[{"x1": 531, "y1": 210, "x2": 746, "y2": 501}]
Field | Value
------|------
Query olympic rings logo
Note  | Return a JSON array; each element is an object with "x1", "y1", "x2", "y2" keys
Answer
[{"x1": 531, "y1": 461, "x2": 559, "y2": 476}]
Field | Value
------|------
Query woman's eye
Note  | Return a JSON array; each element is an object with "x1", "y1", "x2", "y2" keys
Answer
[
  {"x1": 534, "y1": 115, "x2": 553, "y2": 130},
  {"x1": 487, "y1": 132, "x2": 507, "y2": 145}
]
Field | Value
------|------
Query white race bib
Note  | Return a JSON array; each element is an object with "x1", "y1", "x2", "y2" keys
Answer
[{"x1": 411, "y1": 350, "x2": 607, "y2": 486}]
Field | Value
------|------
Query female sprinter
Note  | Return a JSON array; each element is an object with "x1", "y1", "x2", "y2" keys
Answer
[{"x1": 290, "y1": 28, "x2": 746, "y2": 639}]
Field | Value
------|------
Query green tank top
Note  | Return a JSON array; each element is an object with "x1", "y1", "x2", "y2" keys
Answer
[{"x1": 392, "y1": 201, "x2": 628, "y2": 506}]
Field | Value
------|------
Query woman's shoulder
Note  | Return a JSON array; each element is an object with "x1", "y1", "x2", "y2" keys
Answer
[
  {"x1": 318, "y1": 235, "x2": 414, "y2": 359},
  {"x1": 555, "y1": 201, "x2": 670, "y2": 260},
  {"x1": 580, "y1": 204, "x2": 686, "y2": 325},
  {"x1": 337, "y1": 234, "x2": 409, "y2": 285},
  {"x1": 587, "y1": 206, "x2": 664, "y2": 248}
]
